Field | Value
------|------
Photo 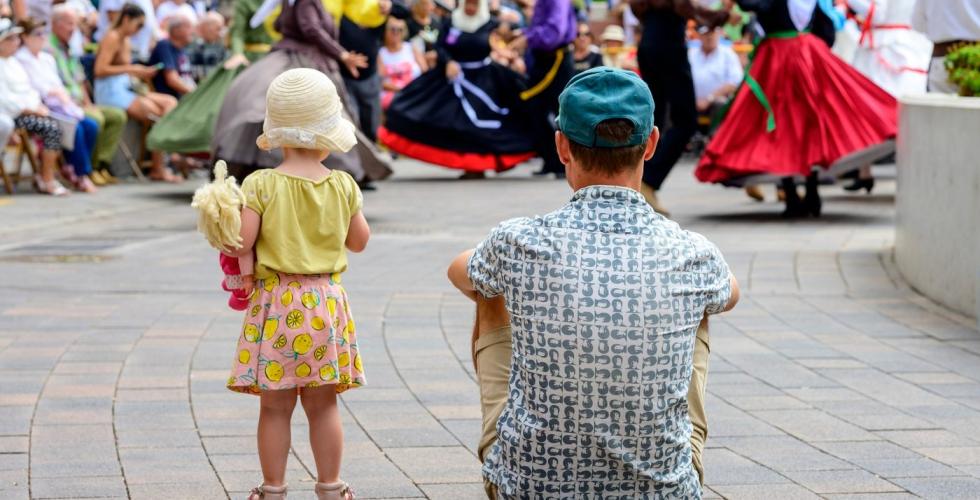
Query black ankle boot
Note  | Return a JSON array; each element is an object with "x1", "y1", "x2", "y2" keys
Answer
[
  {"x1": 781, "y1": 177, "x2": 807, "y2": 218},
  {"x1": 804, "y1": 170, "x2": 822, "y2": 217}
]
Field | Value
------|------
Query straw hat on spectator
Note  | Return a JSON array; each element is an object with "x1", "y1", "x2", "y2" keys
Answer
[
  {"x1": 601, "y1": 25, "x2": 626, "y2": 43},
  {"x1": 256, "y1": 68, "x2": 357, "y2": 153}
]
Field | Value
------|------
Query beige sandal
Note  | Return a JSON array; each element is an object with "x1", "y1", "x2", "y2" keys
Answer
[
  {"x1": 315, "y1": 481, "x2": 354, "y2": 500},
  {"x1": 246, "y1": 483, "x2": 287, "y2": 500}
]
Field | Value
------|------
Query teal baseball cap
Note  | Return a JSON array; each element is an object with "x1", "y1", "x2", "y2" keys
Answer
[{"x1": 556, "y1": 67, "x2": 655, "y2": 148}]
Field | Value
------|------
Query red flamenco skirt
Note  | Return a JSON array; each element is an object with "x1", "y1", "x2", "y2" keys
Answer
[
  {"x1": 378, "y1": 126, "x2": 535, "y2": 172},
  {"x1": 695, "y1": 33, "x2": 897, "y2": 184}
]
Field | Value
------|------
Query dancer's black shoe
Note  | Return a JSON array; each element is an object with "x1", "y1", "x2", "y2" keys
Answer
[
  {"x1": 804, "y1": 170, "x2": 822, "y2": 217},
  {"x1": 843, "y1": 178, "x2": 875, "y2": 193},
  {"x1": 780, "y1": 177, "x2": 808, "y2": 218}
]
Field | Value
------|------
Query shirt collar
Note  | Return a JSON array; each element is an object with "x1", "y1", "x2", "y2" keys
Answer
[{"x1": 570, "y1": 185, "x2": 648, "y2": 207}]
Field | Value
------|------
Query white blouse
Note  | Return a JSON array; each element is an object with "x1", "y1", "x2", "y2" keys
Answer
[{"x1": 0, "y1": 56, "x2": 41, "y2": 117}]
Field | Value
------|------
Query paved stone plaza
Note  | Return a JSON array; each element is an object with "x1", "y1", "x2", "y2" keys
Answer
[{"x1": 1, "y1": 159, "x2": 979, "y2": 499}]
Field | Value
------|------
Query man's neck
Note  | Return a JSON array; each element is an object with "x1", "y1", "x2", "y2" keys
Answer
[
  {"x1": 701, "y1": 46, "x2": 715, "y2": 55},
  {"x1": 569, "y1": 167, "x2": 643, "y2": 193}
]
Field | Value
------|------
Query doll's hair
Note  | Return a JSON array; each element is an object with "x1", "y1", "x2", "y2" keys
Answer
[{"x1": 191, "y1": 161, "x2": 245, "y2": 253}]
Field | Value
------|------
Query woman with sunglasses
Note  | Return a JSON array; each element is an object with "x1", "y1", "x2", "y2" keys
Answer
[
  {"x1": 379, "y1": 17, "x2": 425, "y2": 109},
  {"x1": 572, "y1": 21, "x2": 602, "y2": 74},
  {"x1": 93, "y1": 2, "x2": 181, "y2": 182}
]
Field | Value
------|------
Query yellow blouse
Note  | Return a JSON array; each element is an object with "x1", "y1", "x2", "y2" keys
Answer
[{"x1": 241, "y1": 169, "x2": 363, "y2": 279}]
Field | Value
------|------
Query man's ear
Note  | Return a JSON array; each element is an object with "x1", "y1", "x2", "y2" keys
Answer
[
  {"x1": 556, "y1": 131, "x2": 571, "y2": 166},
  {"x1": 643, "y1": 127, "x2": 660, "y2": 161}
]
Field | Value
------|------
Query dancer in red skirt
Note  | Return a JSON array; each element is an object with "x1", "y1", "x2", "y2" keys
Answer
[{"x1": 695, "y1": 0, "x2": 898, "y2": 217}]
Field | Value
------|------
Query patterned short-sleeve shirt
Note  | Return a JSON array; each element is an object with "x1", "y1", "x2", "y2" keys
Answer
[{"x1": 469, "y1": 186, "x2": 732, "y2": 499}]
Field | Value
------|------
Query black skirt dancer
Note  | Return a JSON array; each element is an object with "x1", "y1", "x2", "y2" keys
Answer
[{"x1": 379, "y1": 20, "x2": 535, "y2": 172}]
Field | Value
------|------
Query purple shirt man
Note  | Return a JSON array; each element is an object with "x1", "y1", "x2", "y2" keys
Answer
[{"x1": 524, "y1": 0, "x2": 577, "y2": 51}]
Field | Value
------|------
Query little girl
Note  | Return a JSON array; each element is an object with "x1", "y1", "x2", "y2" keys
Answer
[{"x1": 194, "y1": 68, "x2": 369, "y2": 500}]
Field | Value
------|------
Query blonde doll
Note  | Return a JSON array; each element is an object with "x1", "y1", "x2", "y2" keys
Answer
[{"x1": 192, "y1": 160, "x2": 256, "y2": 310}]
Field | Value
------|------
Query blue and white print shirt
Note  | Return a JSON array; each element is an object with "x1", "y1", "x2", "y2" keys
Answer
[{"x1": 468, "y1": 186, "x2": 732, "y2": 499}]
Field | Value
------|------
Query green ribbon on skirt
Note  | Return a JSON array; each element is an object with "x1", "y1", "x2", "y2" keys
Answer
[{"x1": 721, "y1": 30, "x2": 808, "y2": 133}]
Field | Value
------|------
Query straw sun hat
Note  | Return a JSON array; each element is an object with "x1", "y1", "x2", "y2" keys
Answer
[{"x1": 256, "y1": 68, "x2": 357, "y2": 153}]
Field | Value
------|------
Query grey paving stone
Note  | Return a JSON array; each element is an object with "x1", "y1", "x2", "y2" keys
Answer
[
  {"x1": 128, "y1": 480, "x2": 228, "y2": 500},
  {"x1": 782, "y1": 469, "x2": 903, "y2": 494},
  {"x1": 856, "y1": 458, "x2": 966, "y2": 478},
  {"x1": 0, "y1": 436, "x2": 28, "y2": 454},
  {"x1": 915, "y1": 447, "x2": 980, "y2": 466},
  {"x1": 710, "y1": 483, "x2": 821, "y2": 499},
  {"x1": 31, "y1": 475, "x2": 127, "y2": 499},
  {"x1": 385, "y1": 446, "x2": 482, "y2": 484},
  {"x1": 891, "y1": 476, "x2": 980, "y2": 499},
  {"x1": 0, "y1": 454, "x2": 27, "y2": 472},
  {"x1": 418, "y1": 482, "x2": 488, "y2": 500},
  {"x1": 119, "y1": 447, "x2": 217, "y2": 484},
  {"x1": 751, "y1": 409, "x2": 877, "y2": 442},
  {"x1": 701, "y1": 448, "x2": 789, "y2": 485},
  {"x1": 115, "y1": 428, "x2": 202, "y2": 449},
  {"x1": 208, "y1": 453, "x2": 262, "y2": 472},
  {"x1": 722, "y1": 395, "x2": 812, "y2": 411},
  {"x1": 823, "y1": 494, "x2": 919, "y2": 500},
  {"x1": 875, "y1": 429, "x2": 976, "y2": 448},
  {"x1": 816, "y1": 441, "x2": 924, "y2": 461},
  {"x1": 201, "y1": 436, "x2": 258, "y2": 455},
  {"x1": 441, "y1": 419, "x2": 482, "y2": 456},
  {"x1": 712, "y1": 436, "x2": 853, "y2": 472},
  {"x1": 30, "y1": 460, "x2": 122, "y2": 479}
]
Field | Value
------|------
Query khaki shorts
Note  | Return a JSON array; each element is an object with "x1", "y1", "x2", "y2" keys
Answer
[{"x1": 475, "y1": 320, "x2": 711, "y2": 498}]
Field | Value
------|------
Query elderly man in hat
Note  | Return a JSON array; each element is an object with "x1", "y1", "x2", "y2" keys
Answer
[{"x1": 449, "y1": 67, "x2": 739, "y2": 498}]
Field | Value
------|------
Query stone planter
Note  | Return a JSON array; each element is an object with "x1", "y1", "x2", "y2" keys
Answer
[{"x1": 896, "y1": 94, "x2": 980, "y2": 322}]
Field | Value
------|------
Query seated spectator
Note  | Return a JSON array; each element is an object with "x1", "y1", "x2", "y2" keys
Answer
[
  {"x1": 16, "y1": 17, "x2": 100, "y2": 192},
  {"x1": 93, "y1": 3, "x2": 180, "y2": 182},
  {"x1": 148, "y1": 14, "x2": 195, "y2": 98},
  {"x1": 571, "y1": 20, "x2": 602, "y2": 74},
  {"x1": 155, "y1": 0, "x2": 196, "y2": 31},
  {"x1": 186, "y1": 10, "x2": 225, "y2": 82},
  {"x1": 0, "y1": 17, "x2": 68, "y2": 195},
  {"x1": 407, "y1": 0, "x2": 438, "y2": 67},
  {"x1": 64, "y1": 0, "x2": 97, "y2": 49},
  {"x1": 48, "y1": 3, "x2": 127, "y2": 186},
  {"x1": 689, "y1": 23, "x2": 742, "y2": 115},
  {"x1": 94, "y1": 0, "x2": 157, "y2": 60},
  {"x1": 378, "y1": 16, "x2": 423, "y2": 110}
]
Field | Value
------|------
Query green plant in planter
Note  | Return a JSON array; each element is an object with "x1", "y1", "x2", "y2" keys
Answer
[{"x1": 945, "y1": 43, "x2": 980, "y2": 97}]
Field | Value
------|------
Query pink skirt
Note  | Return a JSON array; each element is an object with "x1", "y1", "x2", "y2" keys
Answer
[{"x1": 227, "y1": 272, "x2": 365, "y2": 395}]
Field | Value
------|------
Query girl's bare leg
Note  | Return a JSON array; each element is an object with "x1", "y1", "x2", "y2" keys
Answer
[
  {"x1": 257, "y1": 389, "x2": 298, "y2": 486},
  {"x1": 300, "y1": 386, "x2": 343, "y2": 483}
]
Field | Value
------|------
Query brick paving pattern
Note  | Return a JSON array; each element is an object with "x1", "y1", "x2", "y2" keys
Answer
[{"x1": 0, "y1": 160, "x2": 978, "y2": 499}]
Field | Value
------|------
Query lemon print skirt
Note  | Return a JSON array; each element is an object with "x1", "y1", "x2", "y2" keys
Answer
[{"x1": 228, "y1": 273, "x2": 365, "y2": 395}]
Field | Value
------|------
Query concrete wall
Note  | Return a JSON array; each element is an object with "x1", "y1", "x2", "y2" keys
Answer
[{"x1": 896, "y1": 95, "x2": 980, "y2": 321}]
